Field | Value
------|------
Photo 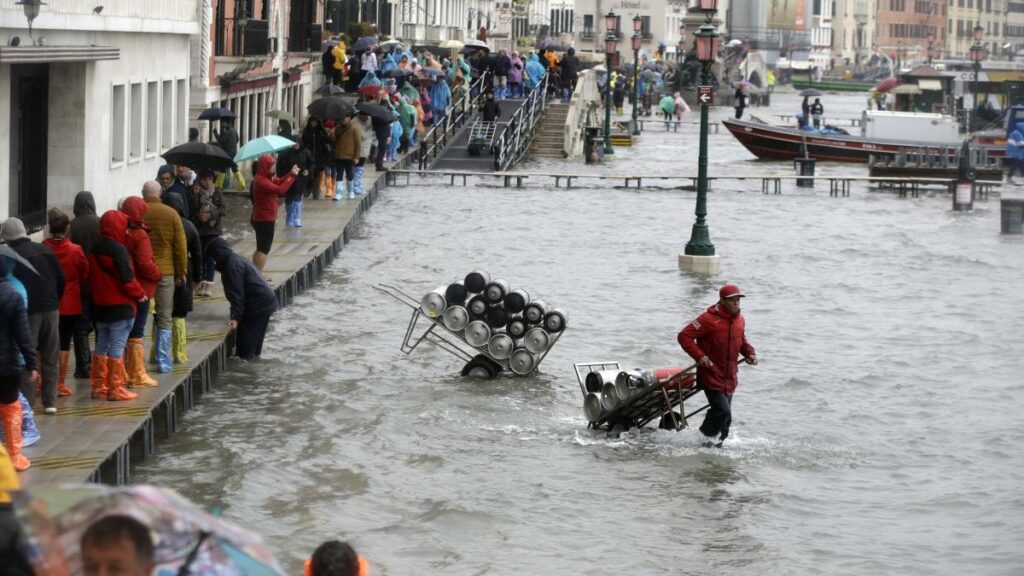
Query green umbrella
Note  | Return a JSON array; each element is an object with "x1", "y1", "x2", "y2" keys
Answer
[{"x1": 233, "y1": 135, "x2": 295, "y2": 163}]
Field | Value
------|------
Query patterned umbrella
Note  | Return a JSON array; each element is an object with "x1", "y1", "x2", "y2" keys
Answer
[{"x1": 12, "y1": 484, "x2": 286, "y2": 575}]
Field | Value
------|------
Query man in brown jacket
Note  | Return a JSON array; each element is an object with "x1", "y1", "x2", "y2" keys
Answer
[
  {"x1": 331, "y1": 114, "x2": 363, "y2": 201},
  {"x1": 141, "y1": 180, "x2": 186, "y2": 373}
]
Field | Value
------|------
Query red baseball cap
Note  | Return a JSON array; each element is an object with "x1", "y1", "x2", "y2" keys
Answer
[{"x1": 719, "y1": 284, "x2": 746, "y2": 299}]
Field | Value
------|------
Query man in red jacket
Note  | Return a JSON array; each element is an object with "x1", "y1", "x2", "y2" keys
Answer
[{"x1": 678, "y1": 284, "x2": 757, "y2": 447}]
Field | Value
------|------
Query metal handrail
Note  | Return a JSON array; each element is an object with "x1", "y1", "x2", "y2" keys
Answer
[
  {"x1": 492, "y1": 73, "x2": 549, "y2": 171},
  {"x1": 417, "y1": 71, "x2": 491, "y2": 170}
]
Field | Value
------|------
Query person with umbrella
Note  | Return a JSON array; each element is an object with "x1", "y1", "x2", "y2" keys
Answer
[
  {"x1": 0, "y1": 247, "x2": 38, "y2": 471},
  {"x1": 321, "y1": 42, "x2": 337, "y2": 86},
  {"x1": 302, "y1": 116, "x2": 334, "y2": 200},
  {"x1": 189, "y1": 170, "x2": 225, "y2": 297},
  {"x1": 330, "y1": 113, "x2": 363, "y2": 201},
  {"x1": 800, "y1": 96, "x2": 811, "y2": 128},
  {"x1": 250, "y1": 154, "x2": 298, "y2": 275},
  {"x1": 213, "y1": 118, "x2": 242, "y2": 191},
  {"x1": 1, "y1": 218, "x2": 64, "y2": 415}
]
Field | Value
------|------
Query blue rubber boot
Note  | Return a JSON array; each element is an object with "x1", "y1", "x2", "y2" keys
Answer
[
  {"x1": 20, "y1": 392, "x2": 40, "y2": 447},
  {"x1": 353, "y1": 166, "x2": 365, "y2": 195},
  {"x1": 155, "y1": 328, "x2": 173, "y2": 373}
]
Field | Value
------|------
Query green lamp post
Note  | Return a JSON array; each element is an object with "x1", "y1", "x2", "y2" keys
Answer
[
  {"x1": 683, "y1": 0, "x2": 721, "y2": 262},
  {"x1": 970, "y1": 26, "x2": 986, "y2": 133},
  {"x1": 603, "y1": 11, "x2": 618, "y2": 155},
  {"x1": 630, "y1": 15, "x2": 643, "y2": 136}
]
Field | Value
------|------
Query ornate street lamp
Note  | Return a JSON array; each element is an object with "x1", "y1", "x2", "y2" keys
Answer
[
  {"x1": 15, "y1": 0, "x2": 46, "y2": 43},
  {"x1": 630, "y1": 15, "x2": 643, "y2": 136},
  {"x1": 970, "y1": 31, "x2": 986, "y2": 132},
  {"x1": 678, "y1": 23, "x2": 687, "y2": 62},
  {"x1": 681, "y1": 0, "x2": 721, "y2": 272},
  {"x1": 603, "y1": 11, "x2": 618, "y2": 155}
]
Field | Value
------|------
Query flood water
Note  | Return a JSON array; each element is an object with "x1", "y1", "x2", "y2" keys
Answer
[{"x1": 134, "y1": 89, "x2": 1024, "y2": 575}]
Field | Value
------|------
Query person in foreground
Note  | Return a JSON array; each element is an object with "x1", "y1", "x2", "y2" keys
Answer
[
  {"x1": 204, "y1": 237, "x2": 278, "y2": 360},
  {"x1": 306, "y1": 540, "x2": 369, "y2": 576},
  {"x1": 80, "y1": 514, "x2": 155, "y2": 576},
  {"x1": 678, "y1": 284, "x2": 757, "y2": 447}
]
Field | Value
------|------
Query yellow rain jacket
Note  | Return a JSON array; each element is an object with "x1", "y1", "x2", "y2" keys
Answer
[{"x1": 0, "y1": 445, "x2": 19, "y2": 503}]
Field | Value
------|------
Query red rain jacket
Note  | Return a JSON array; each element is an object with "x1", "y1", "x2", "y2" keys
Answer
[
  {"x1": 251, "y1": 154, "x2": 296, "y2": 223},
  {"x1": 678, "y1": 303, "x2": 755, "y2": 395},
  {"x1": 42, "y1": 237, "x2": 89, "y2": 316},
  {"x1": 88, "y1": 211, "x2": 146, "y2": 322},
  {"x1": 120, "y1": 197, "x2": 162, "y2": 298}
]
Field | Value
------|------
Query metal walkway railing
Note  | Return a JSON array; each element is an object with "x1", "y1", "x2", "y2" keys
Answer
[
  {"x1": 492, "y1": 73, "x2": 550, "y2": 171},
  {"x1": 416, "y1": 71, "x2": 491, "y2": 170}
]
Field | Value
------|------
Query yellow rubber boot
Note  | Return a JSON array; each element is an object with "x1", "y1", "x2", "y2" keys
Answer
[{"x1": 172, "y1": 317, "x2": 188, "y2": 364}]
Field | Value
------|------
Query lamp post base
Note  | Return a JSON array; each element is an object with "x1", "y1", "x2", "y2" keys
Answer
[{"x1": 678, "y1": 253, "x2": 721, "y2": 275}]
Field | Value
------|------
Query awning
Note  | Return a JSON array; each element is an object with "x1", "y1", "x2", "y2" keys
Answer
[
  {"x1": 918, "y1": 79, "x2": 943, "y2": 91},
  {"x1": 892, "y1": 83, "x2": 923, "y2": 95},
  {"x1": 0, "y1": 46, "x2": 119, "y2": 64}
]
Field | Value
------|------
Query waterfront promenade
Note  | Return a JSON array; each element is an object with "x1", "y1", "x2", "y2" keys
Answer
[{"x1": 19, "y1": 163, "x2": 399, "y2": 486}]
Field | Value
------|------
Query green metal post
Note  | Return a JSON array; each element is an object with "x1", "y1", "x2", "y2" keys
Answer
[
  {"x1": 631, "y1": 48, "x2": 641, "y2": 135},
  {"x1": 684, "y1": 61, "x2": 715, "y2": 257},
  {"x1": 972, "y1": 60, "x2": 980, "y2": 133},
  {"x1": 604, "y1": 50, "x2": 615, "y2": 154}
]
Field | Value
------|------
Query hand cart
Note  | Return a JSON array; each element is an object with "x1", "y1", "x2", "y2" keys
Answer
[
  {"x1": 573, "y1": 361, "x2": 708, "y2": 434},
  {"x1": 375, "y1": 283, "x2": 564, "y2": 378},
  {"x1": 467, "y1": 120, "x2": 497, "y2": 156}
]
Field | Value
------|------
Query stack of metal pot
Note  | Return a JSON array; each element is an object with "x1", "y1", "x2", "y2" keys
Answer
[
  {"x1": 582, "y1": 367, "x2": 687, "y2": 423},
  {"x1": 419, "y1": 270, "x2": 567, "y2": 375}
]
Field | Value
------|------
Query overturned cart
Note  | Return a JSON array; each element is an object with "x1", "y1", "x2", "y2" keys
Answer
[
  {"x1": 376, "y1": 282, "x2": 565, "y2": 378},
  {"x1": 575, "y1": 362, "x2": 708, "y2": 433}
]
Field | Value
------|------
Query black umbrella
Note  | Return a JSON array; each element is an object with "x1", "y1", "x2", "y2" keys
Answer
[
  {"x1": 352, "y1": 35, "x2": 378, "y2": 52},
  {"x1": 315, "y1": 84, "x2": 345, "y2": 97},
  {"x1": 384, "y1": 68, "x2": 414, "y2": 79},
  {"x1": 197, "y1": 107, "x2": 236, "y2": 121},
  {"x1": 0, "y1": 245, "x2": 39, "y2": 276},
  {"x1": 460, "y1": 39, "x2": 490, "y2": 54},
  {"x1": 799, "y1": 88, "x2": 824, "y2": 97},
  {"x1": 307, "y1": 96, "x2": 355, "y2": 120},
  {"x1": 356, "y1": 102, "x2": 395, "y2": 122},
  {"x1": 161, "y1": 142, "x2": 236, "y2": 171}
]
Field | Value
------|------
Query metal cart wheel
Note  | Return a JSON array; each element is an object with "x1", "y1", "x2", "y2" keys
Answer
[{"x1": 461, "y1": 355, "x2": 503, "y2": 378}]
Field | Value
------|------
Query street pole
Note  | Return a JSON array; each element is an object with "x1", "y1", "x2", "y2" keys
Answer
[
  {"x1": 679, "y1": 1, "x2": 720, "y2": 274},
  {"x1": 604, "y1": 49, "x2": 615, "y2": 154},
  {"x1": 972, "y1": 60, "x2": 980, "y2": 132},
  {"x1": 631, "y1": 45, "x2": 640, "y2": 135}
]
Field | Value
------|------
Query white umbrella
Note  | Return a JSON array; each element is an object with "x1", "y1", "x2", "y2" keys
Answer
[
  {"x1": 727, "y1": 39, "x2": 743, "y2": 47},
  {"x1": 439, "y1": 39, "x2": 464, "y2": 49}
]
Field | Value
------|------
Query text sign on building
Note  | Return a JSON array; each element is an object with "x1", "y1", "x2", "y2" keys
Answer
[{"x1": 698, "y1": 86, "x2": 714, "y2": 106}]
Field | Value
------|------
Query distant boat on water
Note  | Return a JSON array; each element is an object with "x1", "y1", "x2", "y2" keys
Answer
[{"x1": 791, "y1": 76, "x2": 876, "y2": 92}]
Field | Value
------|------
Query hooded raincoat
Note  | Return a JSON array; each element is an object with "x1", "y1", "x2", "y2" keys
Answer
[
  {"x1": 525, "y1": 53, "x2": 545, "y2": 89},
  {"x1": 251, "y1": 154, "x2": 296, "y2": 223},
  {"x1": 69, "y1": 192, "x2": 101, "y2": 256},
  {"x1": 88, "y1": 211, "x2": 146, "y2": 323},
  {"x1": 119, "y1": 197, "x2": 163, "y2": 298}
]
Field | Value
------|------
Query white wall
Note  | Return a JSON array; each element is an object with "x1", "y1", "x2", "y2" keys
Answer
[{"x1": 0, "y1": 29, "x2": 192, "y2": 220}]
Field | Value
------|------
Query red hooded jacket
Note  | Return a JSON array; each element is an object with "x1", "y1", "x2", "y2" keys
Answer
[
  {"x1": 88, "y1": 211, "x2": 146, "y2": 322},
  {"x1": 42, "y1": 237, "x2": 89, "y2": 316},
  {"x1": 251, "y1": 154, "x2": 296, "y2": 222},
  {"x1": 678, "y1": 303, "x2": 755, "y2": 395},
  {"x1": 120, "y1": 197, "x2": 163, "y2": 298}
]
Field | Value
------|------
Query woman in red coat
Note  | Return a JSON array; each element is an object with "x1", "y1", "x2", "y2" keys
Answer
[
  {"x1": 42, "y1": 207, "x2": 89, "y2": 397},
  {"x1": 250, "y1": 153, "x2": 298, "y2": 276},
  {"x1": 119, "y1": 197, "x2": 163, "y2": 388},
  {"x1": 88, "y1": 211, "x2": 147, "y2": 401},
  {"x1": 678, "y1": 284, "x2": 757, "y2": 446}
]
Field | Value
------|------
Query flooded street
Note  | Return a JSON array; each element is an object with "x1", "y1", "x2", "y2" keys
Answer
[{"x1": 134, "y1": 90, "x2": 1024, "y2": 574}]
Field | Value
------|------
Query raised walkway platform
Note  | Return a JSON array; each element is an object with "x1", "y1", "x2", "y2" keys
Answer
[{"x1": 21, "y1": 161, "x2": 405, "y2": 486}]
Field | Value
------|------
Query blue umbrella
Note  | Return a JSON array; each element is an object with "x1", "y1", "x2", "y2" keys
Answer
[
  {"x1": 352, "y1": 35, "x2": 378, "y2": 51},
  {"x1": 233, "y1": 135, "x2": 295, "y2": 163}
]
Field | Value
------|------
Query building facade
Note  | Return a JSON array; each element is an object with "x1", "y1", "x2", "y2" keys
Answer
[
  {"x1": 874, "y1": 0, "x2": 945, "y2": 69},
  {"x1": 1, "y1": 1, "x2": 198, "y2": 226},
  {"x1": 832, "y1": 0, "x2": 878, "y2": 66}
]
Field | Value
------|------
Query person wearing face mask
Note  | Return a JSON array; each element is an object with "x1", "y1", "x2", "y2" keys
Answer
[{"x1": 677, "y1": 284, "x2": 758, "y2": 447}]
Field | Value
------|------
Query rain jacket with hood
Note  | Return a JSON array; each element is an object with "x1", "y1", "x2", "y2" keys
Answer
[
  {"x1": 380, "y1": 52, "x2": 398, "y2": 75},
  {"x1": 508, "y1": 52, "x2": 524, "y2": 84},
  {"x1": 190, "y1": 181, "x2": 226, "y2": 237},
  {"x1": 525, "y1": 53, "x2": 545, "y2": 88},
  {"x1": 251, "y1": 154, "x2": 297, "y2": 223},
  {"x1": 69, "y1": 191, "x2": 101, "y2": 255},
  {"x1": 88, "y1": 211, "x2": 146, "y2": 323},
  {"x1": 6, "y1": 238, "x2": 64, "y2": 315},
  {"x1": 1007, "y1": 122, "x2": 1024, "y2": 160},
  {"x1": 678, "y1": 303, "x2": 755, "y2": 395},
  {"x1": 41, "y1": 235, "x2": 89, "y2": 316},
  {"x1": 429, "y1": 80, "x2": 452, "y2": 116},
  {"x1": 0, "y1": 256, "x2": 36, "y2": 375},
  {"x1": 205, "y1": 237, "x2": 278, "y2": 321},
  {"x1": 120, "y1": 197, "x2": 163, "y2": 298}
]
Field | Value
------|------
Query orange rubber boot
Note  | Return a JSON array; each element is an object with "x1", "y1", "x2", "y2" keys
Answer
[
  {"x1": 126, "y1": 338, "x2": 158, "y2": 388},
  {"x1": 0, "y1": 401, "x2": 30, "y2": 471},
  {"x1": 106, "y1": 357, "x2": 138, "y2": 401},
  {"x1": 90, "y1": 354, "x2": 109, "y2": 399},
  {"x1": 57, "y1": 350, "x2": 73, "y2": 396}
]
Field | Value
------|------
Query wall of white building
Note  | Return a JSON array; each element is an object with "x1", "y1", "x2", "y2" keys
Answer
[{"x1": 1, "y1": 9, "x2": 196, "y2": 220}]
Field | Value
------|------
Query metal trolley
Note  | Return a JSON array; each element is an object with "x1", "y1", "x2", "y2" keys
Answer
[
  {"x1": 573, "y1": 362, "x2": 709, "y2": 434},
  {"x1": 376, "y1": 283, "x2": 564, "y2": 378}
]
